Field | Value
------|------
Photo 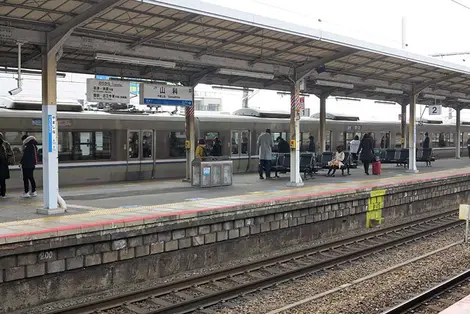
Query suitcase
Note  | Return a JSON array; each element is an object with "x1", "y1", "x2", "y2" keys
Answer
[{"x1": 372, "y1": 161, "x2": 381, "y2": 175}]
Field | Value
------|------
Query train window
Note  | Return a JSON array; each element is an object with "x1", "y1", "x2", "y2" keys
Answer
[
  {"x1": 231, "y1": 131, "x2": 239, "y2": 155},
  {"x1": 80, "y1": 132, "x2": 93, "y2": 159},
  {"x1": 142, "y1": 131, "x2": 153, "y2": 159},
  {"x1": 395, "y1": 133, "x2": 401, "y2": 148},
  {"x1": 128, "y1": 131, "x2": 139, "y2": 159},
  {"x1": 169, "y1": 132, "x2": 186, "y2": 158},
  {"x1": 439, "y1": 133, "x2": 446, "y2": 147},
  {"x1": 300, "y1": 132, "x2": 311, "y2": 152},
  {"x1": 449, "y1": 133, "x2": 455, "y2": 146},
  {"x1": 94, "y1": 132, "x2": 111, "y2": 160},
  {"x1": 241, "y1": 131, "x2": 249, "y2": 155}
]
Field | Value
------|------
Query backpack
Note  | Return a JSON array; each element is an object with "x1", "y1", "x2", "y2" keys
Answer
[{"x1": 1, "y1": 142, "x2": 15, "y2": 165}]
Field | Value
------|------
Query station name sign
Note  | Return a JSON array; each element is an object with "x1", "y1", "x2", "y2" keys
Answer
[
  {"x1": 86, "y1": 79, "x2": 130, "y2": 104},
  {"x1": 139, "y1": 84, "x2": 193, "y2": 106}
]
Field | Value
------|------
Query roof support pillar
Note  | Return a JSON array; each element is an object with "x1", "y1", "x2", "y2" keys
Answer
[
  {"x1": 407, "y1": 88, "x2": 418, "y2": 173},
  {"x1": 287, "y1": 80, "x2": 304, "y2": 187},
  {"x1": 456, "y1": 106, "x2": 462, "y2": 159},
  {"x1": 319, "y1": 93, "x2": 328, "y2": 152},
  {"x1": 184, "y1": 94, "x2": 196, "y2": 182},
  {"x1": 401, "y1": 102, "x2": 407, "y2": 148},
  {"x1": 37, "y1": 49, "x2": 62, "y2": 214}
]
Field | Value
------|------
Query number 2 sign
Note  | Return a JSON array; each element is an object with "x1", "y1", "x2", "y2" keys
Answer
[{"x1": 428, "y1": 105, "x2": 442, "y2": 115}]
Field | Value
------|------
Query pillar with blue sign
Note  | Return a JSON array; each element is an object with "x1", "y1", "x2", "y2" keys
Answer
[{"x1": 38, "y1": 50, "x2": 62, "y2": 214}]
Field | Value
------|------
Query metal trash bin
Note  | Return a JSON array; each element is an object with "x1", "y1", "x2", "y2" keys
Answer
[{"x1": 191, "y1": 157, "x2": 233, "y2": 187}]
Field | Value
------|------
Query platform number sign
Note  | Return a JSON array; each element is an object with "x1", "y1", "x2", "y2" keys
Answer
[{"x1": 429, "y1": 104, "x2": 442, "y2": 116}]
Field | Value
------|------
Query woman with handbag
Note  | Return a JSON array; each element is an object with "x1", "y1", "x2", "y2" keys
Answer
[{"x1": 358, "y1": 133, "x2": 375, "y2": 175}]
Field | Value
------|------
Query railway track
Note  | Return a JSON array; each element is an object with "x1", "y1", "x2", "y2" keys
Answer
[
  {"x1": 45, "y1": 210, "x2": 462, "y2": 314},
  {"x1": 382, "y1": 268, "x2": 470, "y2": 314}
]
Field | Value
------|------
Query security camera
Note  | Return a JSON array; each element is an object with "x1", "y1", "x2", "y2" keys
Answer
[{"x1": 8, "y1": 87, "x2": 22, "y2": 96}]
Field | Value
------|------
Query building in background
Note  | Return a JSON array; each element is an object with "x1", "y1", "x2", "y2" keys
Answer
[{"x1": 194, "y1": 91, "x2": 222, "y2": 111}]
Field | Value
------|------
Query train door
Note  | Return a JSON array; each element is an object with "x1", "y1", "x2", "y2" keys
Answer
[
  {"x1": 343, "y1": 132, "x2": 355, "y2": 150},
  {"x1": 230, "y1": 129, "x2": 251, "y2": 173},
  {"x1": 126, "y1": 130, "x2": 155, "y2": 181},
  {"x1": 378, "y1": 131, "x2": 391, "y2": 148}
]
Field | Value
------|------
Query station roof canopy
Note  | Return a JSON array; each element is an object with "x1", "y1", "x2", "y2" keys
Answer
[{"x1": 2, "y1": 0, "x2": 470, "y2": 108}]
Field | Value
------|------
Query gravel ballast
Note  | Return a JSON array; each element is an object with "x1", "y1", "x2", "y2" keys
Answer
[{"x1": 214, "y1": 226, "x2": 466, "y2": 314}]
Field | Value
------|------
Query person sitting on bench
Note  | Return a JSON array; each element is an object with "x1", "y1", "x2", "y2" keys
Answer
[{"x1": 327, "y1": 145, "x2": 345, "y2": 177}]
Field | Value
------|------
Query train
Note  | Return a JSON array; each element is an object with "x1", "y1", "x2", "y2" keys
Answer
[{"x1": 0, "y1": 96, "x2": 467, "y2": 190}]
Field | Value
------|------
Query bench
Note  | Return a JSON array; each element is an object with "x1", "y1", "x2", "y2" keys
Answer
[
  {"x1": 376, "y1": 148, "x2": 435, "y2": 168},
  {"x1": 325, "y1": 152, "x2": 354, "y2": 176},
  {"x1": 269, "y1": 152, "x2": 321, "y2": 180}
]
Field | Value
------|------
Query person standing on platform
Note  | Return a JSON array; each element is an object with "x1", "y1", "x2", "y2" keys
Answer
[
  {"x1": 349, "y1": 135, "x2": 360, "y2": 163},
  {"x1": 20, "y1": 135, "x2": 38, "y2": 198},
  {"x1": 467, "y1": 138, "x2": 470, "y2": 159},
  {"x1": 277, "y1": 137, "x2": 290, "y2": 154},
  {"x1": 257, "y1": 129, "x2": 274, "y2": 180},
  {"x1": 195, "y1": 139, "x2": 207, "y2": 160},
  {"x1": 212, "y1": 137, "x2": 222, "y2": 156},
  {"x1": 423, "y1": 132, "x2": 430, "y2": 149},
  {"x1": 0, "y1": 136, "x2": 12, "y2": 199},
  {"x1": 358, "y1": 133, "x2": 375, "y2": 175},
  {"x1": 308, "y1": 136, "x2": 316, "y2": 153}
]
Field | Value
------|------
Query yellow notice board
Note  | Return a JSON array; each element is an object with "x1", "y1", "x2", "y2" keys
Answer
[{"x1": 366, "y1": 189, "x2": 386, "y2": 228}]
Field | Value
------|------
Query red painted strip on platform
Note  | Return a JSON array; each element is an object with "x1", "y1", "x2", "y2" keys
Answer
[{"x1": 0, "y1": 170, "x2": 468, "y2": 240}]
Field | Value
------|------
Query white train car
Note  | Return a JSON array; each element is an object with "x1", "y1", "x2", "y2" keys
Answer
[{"x1": 0, "y1": 97, "x2": 467, "y2": 190}]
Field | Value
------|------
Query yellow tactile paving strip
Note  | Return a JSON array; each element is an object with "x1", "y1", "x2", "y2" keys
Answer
[{"x1": 0, "y1": 167, "x2": 469, "y2": 242}]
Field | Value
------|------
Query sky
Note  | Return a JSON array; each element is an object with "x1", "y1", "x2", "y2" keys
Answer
[
  {"x1": 2, "y1": 0, "x2": 470, "y2": 121},
  {"x1": 196, "y1": 0, "x2": 470, "y2": 121}
]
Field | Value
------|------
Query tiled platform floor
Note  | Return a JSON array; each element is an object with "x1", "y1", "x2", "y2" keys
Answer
[{"x1": 0, "y1": 158, "x2": 469, "y2": 243}]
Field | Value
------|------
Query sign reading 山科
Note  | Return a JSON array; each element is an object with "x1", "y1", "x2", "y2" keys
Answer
[
  {"x1": 86, "y1": 78, "x2": 130, "y2": 104},
  {"x1": 139, "y1": 84, "x2": 193, "y2": 106}
]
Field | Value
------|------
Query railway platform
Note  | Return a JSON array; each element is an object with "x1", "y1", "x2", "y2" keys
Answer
[
  {"x1": 1, "y1": 159, "x2": 470, "y2": 312},
  {"x1": 0, "y1": 158, "x2": 469, "y2": 239}
]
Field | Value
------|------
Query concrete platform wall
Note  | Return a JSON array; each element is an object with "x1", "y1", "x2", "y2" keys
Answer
[{"x1": 0, "y1": 174, "x2": 469, "y2": 312}]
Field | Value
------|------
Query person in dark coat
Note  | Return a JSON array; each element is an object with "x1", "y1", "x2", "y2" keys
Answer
[
  {"x1": 20, "y1": 135, "x2": 38, "y2": 198},
  {"x1": 358, "y1": 133, "x2": 375, "y2": 175},
  {"x1": 308, "y1": 136, "x2": 316, "y2": 153},
  {"x1": 212, "y1": 138, "x2": 222, "y2": 156},
  {"x1": 422, "y1": 132, "x2": 430, "y2": 149},
  {"x1": 277, "y1": 137, "x2": 290, "y2": 154},
  {"x1": 0, "y1": 137, "x2": 11, "y2": 199}
]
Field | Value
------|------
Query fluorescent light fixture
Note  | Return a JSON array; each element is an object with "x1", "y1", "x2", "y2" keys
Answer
[
  {"x1": 335, "y1": 97, "x2": 360, "y2": 102},
  {"x1": 95, "y1": 53, "x2": 176, "y2": 68},
  {"x1": 315, "y1": 80, "x2": 354, "y2": 89},
  {"x1": 423, "y1": 94, "x2": 446, "y2": 100},
  {"x1": 374, "y1": 100, "x2": 396, "y2": 105},
  {"x1": 217, "y1": 68, "x2": 274, "y2": 80},
  {"x1": 457, "y1": 98, "x2": 470, "y2": 103},
  {"x1": 213, "y1": 86, "x2": 255, "y2": 92},
  {"x1": 1, "y1": 68, "x2": 66, "y2": 78},
  {"x1": 277, "y1": 91, "x2": 310, "y2": 97},
  {"x1": 374, "y1": 87, "x2": 403, "y2": 95}
]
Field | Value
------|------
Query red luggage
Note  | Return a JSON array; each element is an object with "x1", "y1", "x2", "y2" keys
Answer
[{"x1": 372, "y1": 161, "x2": 381, "y2": 175}]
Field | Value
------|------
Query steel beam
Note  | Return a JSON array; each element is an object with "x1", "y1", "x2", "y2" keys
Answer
[
  {"x1": 414, "y1": 72, "x2": 462, "y2": 94},
  {"x1": 4, "y1": 28, "x2": 293, "y2": 76},
  {"x1": 46, "y1": 0, "x2": 126, "y2": 54},
  {"x1": 249, "y1": 39, "x2": 313, "y2": 65},
  {"x1": 296, "y1": 47, "x2": 358, "y2": 80},
  {"x1": 194, "y1": 28, "x2": 261, "y2": 58},
  {"x1": 128, "y1": 13, "x2": 198, "y2": 49}
]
